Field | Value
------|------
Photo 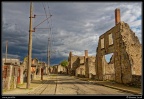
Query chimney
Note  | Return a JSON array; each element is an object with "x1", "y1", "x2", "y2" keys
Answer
[
  {"x1": 85, "y1": 50, "x2": 88, "y2": 58},
  {"x1": 69, "y1": 51, "x2": 72, "y2": 69},
  {"x1": 115, "y1": 8, "x2": 121, "y2": 25},
  {"x1": 69, "y1": 51, "x2": 72, "y2": 58}
]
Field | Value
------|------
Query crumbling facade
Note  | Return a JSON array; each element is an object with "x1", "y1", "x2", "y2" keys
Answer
[
  {"x1": 51, "y1": 64, "x2": 68, "y2": 74},
  {"x1": 95, "y1": 8, "x2": 142, "y2": 84},
  {"x1": 86, "y1": 56, "x2": 96, "y2": 79},
  {"x1": 68, "y1": 52, "x2": 80, "y2": 76},
  {"x1": 57, "y1": 64, "x2": 67, "y2": 74},
  {"x1": 2, "y1": 63, "x2": 24, "y2": 90},
  {"x1": 68, "y1": 50, "x2": 96, "y2": 78},
  {"x1": 75, "y1": 56, "x2": 85, "y2": 77},
  {"x1": 50, "y1": 65, "x2": 58, "y2": 74}
]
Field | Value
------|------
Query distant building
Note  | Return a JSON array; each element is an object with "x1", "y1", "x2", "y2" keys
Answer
[{"x1": 2, "y1": 58, "x2": 20, "y2": 65}]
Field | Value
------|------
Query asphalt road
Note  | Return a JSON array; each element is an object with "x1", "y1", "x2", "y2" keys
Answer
[{"x1": 27, "y1": 74, "x2": 132, "y2": 95}]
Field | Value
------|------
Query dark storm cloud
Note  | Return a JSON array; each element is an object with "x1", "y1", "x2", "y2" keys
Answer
[{"x1": 2, "y1": 1, "x2": 142, "y2": 65}]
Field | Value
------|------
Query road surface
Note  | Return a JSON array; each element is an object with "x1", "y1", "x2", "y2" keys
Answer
[{"x1": 27, "y1": 74, "x2": 132, "y2": 95}]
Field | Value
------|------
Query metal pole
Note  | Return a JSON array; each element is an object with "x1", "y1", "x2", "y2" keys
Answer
[{"x1": 27, "y1": 2, "x2": 33, "y2": 89}]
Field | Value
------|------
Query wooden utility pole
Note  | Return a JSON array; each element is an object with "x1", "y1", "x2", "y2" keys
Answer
[
  {"x1": 5, "y1": 41, "x2": 8, "y2": 63},
  {"x1": 41, "y1": 58, "x2": 43, "y2": 80},
  {"x1": 27, "y1": 2, "x2": 34, "y2": 89}
]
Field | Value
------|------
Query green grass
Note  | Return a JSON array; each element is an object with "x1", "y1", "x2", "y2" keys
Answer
[
  {"x1": 51, "y1": 74, "x2": 57, "y2": 76},
  {"x1": 17, "y1": 83, "x2": 25, "y2": 87},
  {"x1": 2, "y1": 89, "x2": 7, "y2": 92},
  {"x1": 29, "y1": 88, "x2": 33, "y2": 90}
]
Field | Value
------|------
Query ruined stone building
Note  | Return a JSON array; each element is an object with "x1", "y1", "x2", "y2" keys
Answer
[
  {"x1": 2, "y1": 58, "x2": 20, "y2": 66},
  {"x1": 21, "y1": 56, "x2": 48, "y2": 81},
  {"x1": 2, "y1": 58, "x2": 24, "y2": 90},
  {"x1": 57, "y1": 64, "x2": 67, "y2": 74},
  {"x1": 68, "y1": 52, "x2": 80, "y2": 76},
  {"x1": 68, "y1": 50, "x2": 96, "y2": 78},
  {"x1": 95, "y1": 8, "x2": 142, "y2": 85},
  {"x1": 75, "y1": 56, "x2": 85, "y2": 77},
  {"x1": 50, "y1": 64, "x2": 67, "y2": 74},
  {"x1": 86, "y1": 56, "x2": 96, "y2": 79},
  {"x1": 49, "y1": 65, "x2": 58, "y2": 74}
]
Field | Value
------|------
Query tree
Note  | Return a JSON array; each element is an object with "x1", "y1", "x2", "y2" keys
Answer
[{"x1": 60, "y1": 60, "x2": 69, "y2": 67}]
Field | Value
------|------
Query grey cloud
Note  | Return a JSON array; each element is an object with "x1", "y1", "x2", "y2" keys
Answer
[{"x1": 2, "y1": 2, "x2": 142, "y2": 65}]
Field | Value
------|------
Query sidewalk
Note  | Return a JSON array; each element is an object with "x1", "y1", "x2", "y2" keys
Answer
[
  {"x1": 2, "y1": 75, "x2": 49, "y2": 96},
  {"x1": 74, "y1": 76, "x2": 142, "y2": 95}
]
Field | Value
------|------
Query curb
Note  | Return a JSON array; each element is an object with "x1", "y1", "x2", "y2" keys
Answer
[
  {"x1": 92, "y1": 82, "x2": 141, "y2": 95},
  {"x1": 74, "y1": 77, "x2": 141, "y2": 95}
]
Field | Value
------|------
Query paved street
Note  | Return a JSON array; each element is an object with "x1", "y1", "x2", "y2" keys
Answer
[{"x1": 2, "y1": 74, "x2": 135, "y2": 96}]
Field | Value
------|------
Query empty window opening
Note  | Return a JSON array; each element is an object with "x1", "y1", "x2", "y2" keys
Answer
[
  {"x1": 104, "y1": 53, "x2": 114, "y2": 63},
  {"x1": 109, "y1": 33, "x2": 113, "y2": 45},
  {"x1": 101, "y1": 38, "x2": 104, "y2": 49}
]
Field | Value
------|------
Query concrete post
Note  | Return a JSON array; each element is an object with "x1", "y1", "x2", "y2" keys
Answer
[
  {"x1": 85, "y1": 50, "x2": 89, "y2": 78},
  {"x1": 14, "y1": 67, "x2": 18, "y2": 89},
  {"x1": 20, "y1": 66, "x2": 24, "y2": 84},
  {"x1": 68, "y1": 52, "x2": 72, "y2": 75},
  {"x1": 6, "y1": 65, "x2": 12, "y2": 90},
  {"x1": 39, "y1": 67, "x2": 41, "y2": 76},
  {"x1": 69, "y1": 52, "x2": 72, "y2": 68},
  {"x1": 33, "y1": 66, "x2": 36, "y2": 79},
  {"x1": 41, "y1": 68, "x2": 43, "y2": 80}
]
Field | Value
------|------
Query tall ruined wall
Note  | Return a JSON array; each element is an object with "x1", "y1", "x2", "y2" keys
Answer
[
  {"x1": 57, "y1": 65, "x2": 67, "y2": 74},
  {"x1": 120, "y1": 23, "x2": 142, "y2": 75},
  {"x1": 75, "y1": 65, "x2": 85, "y2": 77},
  {"x1": 50, "y1": 66, "x2": 58, "y2": 74},
  {"x1": 119, "y1": 22, "x2": 142, "y2": 83},
  {"x1": 79, "y1": 56, "x2": 84, "y2": 65},
  {"x1": 71, "y1": 56, "x2": 80, "y2": 70},
  {"x1": 96, "y1": 21, "x2": 142, "y2": 84},
  {"x1": 96, "y1": 23, "x2": 120, "y2": 81},
  {"x1": 86, "y1": 56, "x2": 96, "y2": 79},
  {"x1": 68, "y1": 55, "x2": 80, "y2": 75},
  {"x1": 2, "y1": 65, "x2": 24, "y2": 90}
]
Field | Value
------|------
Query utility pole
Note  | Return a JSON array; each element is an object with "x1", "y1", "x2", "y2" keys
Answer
[
  {"x1": 27, "y1": 2, "x2": 34, "y2": 89},
  {"x1": 5, "y1": 41, "x2": 8, "y2": 63},
  {"x1": 41, "y1": 58, "x2": 43, "y2": 80},
  {"x1": 47, "y1": 38, "x2": 50, "y2": 75}
]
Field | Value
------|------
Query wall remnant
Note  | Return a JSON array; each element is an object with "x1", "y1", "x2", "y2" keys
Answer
[{"x1": 95, "y1": 8, "x2": 142, "y2": 84}]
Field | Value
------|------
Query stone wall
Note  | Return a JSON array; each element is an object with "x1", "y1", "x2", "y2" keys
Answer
[
  {"x1": 131, "y1": 75, "x2": 141, "y2": 88},
  {"x1": 120, "y1": 23, "x2": 142, "y2": 75},
  {"x1": 96, "y1": 21, "x2": 142, "y2": 84},
  {"x1": 86, "y1": 56, "x2": 96, "y2": 79},
  {"x1": 57, "y1": 65, "x2": 67, "y2": 74},
  {"x1": 102, "y1": 55, "x2": 115, "y2": 81},
  {"x1": 68, "y1": 55, "x2": 80, "y2": 75},
  {"x1": 2, "y1": 65, "x2": 24, "y2": 90},
  {"x1": 75, "y1": 65, "x2": 85, "y2": 77},
  {"x1": 50, "y1": 66, "x2": 58, "y2": 74}
]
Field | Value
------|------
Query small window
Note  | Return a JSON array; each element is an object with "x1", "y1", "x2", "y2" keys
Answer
[
  {"x1": 109, "y1": 33, "x2": 113, "y2": 45},
  {"x1": 101, "y1": 38, "x2": 104, "y2": 49}
]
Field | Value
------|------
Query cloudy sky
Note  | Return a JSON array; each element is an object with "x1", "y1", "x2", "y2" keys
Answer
[{"x1": 2, "y1": 1, "x2": 142, "y2": 65}]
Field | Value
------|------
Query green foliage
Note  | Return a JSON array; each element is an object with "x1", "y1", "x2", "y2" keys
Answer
[{"x1": 60, "y1": 60, "x2": 69, "y2": 67}]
